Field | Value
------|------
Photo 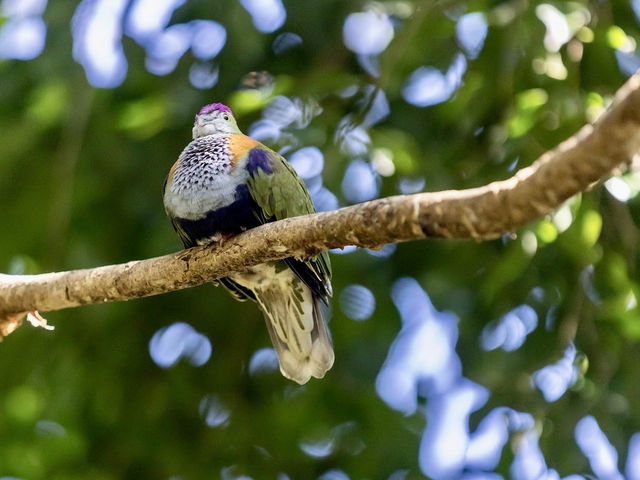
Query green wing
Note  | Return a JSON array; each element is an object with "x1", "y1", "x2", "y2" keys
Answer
[{"x1": 245, "y1": 147, "x2": 332, "y2": 301}]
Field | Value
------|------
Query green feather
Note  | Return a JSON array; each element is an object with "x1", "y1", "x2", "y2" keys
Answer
[{"x1": 246, "y1": 147, "x2": 332, "y2": 299}]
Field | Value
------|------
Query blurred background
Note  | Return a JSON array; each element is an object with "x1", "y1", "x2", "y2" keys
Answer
[{"x1": 2, "y1": 0, "x2": 640, "y2": 478}]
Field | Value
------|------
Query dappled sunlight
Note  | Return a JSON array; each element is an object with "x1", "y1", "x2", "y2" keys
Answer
[
  {"x1": 532, "y1": 343, "x2": 580, "y2": 402},
  {"x1": 359, "y1": 87, "x2": 390, "y2": 128},
  {"x1": 341, "y1": 159, "x2": 380, "y2": 204},
  {"x1": 190, "y1": 20, "x2": 227, "y2": 61},
  {"x1": 402, "y1": 53, "x2": 467, "y2": 107},
  {"x1": 377, "y1": 277, "x2": 460, "y2": 413},
  {"x1": 614, "y1": 50, "x2": 640, "y2": 76},
  {"x1": 466, "y1": 408, "x2": 532, "y2": 471},
  {"x1": 397, "y1": 177, "x2": 426, "y2": 194},
  {"x1": 144, "y1": 23, "x2": 191, "y2": 75},
  {"x1": 221, "y1": 465, "x2": 253, "y2": 480},
  {"x1": 142, "y1": 19, "x2": 225, "y2": 77},
  {"x1": 456, "y1": 12, "x2": 488, "y2": 59},
  {"x1": 335, "y1": 117, "x2": 371, "y2": 156},
  {"x1": 248, "y1": 347, "x2": 279, "y2": 376},
  {"x1": 536, "y1": 4, "x2": 571, "y2": 53},
  {"x1": 288, "y1": 147, "x2": 324, "y2": 188},
  {"x1": 239, "y1": 0, "x2": 286, "y2": 34},
  {"x1": 299, "y1": 433, "x2": 334, "y2": 458},
  {"x1": 248, "y1": 96, "x2": 322, "y2": 147},
  {"x1": 71, "y1": 0, "x2": 128, "y2": 88},
  {"x1": 287, "y1": 146, "x2": 338, "y2": 212},
  {"x1": 419, "y1": 379, "x2": 488, "y2": 478},
  {"x1": 579, "y1": 265, "x2": 601, "y2": 305},
  {"x1": 199, "y1": 394, "x2": 231, "y2": 428},
  {"x1": 35, "y1": 419, "x2": 67, "y2": 437},
  {"x1": 510, "y1": 430, "x2": 550, "y2": 480},
  {"x1": 189, "y1": 61, "x2": 219, "y2": 90},
  {"x1": 0, "y1": 0, "x2": 47, "y2": 60},
  {"x1": 626, "y1": 433, "x2": 640, "y2": 480},
  {"x1": 339, "y1": 284, "x2": 375, "y2": 321},
  {"x1": 342, "y1": 10, "x2": 394, "y2": 56},
  {"x1": 125, "y1": 0, "x2": 185, "y2": 42},
  {"x1": 377, "y1": 278, "x2": 559, "y2": 478},
  {"x1": 480, "y1": 305, "x2": 538, "y2": 352},
  {"x1": 0, "y1": 18, "x2": 46, "y2": 60},
  {"x1": 317, "y1": 469, "x2": 349, "y2": 480},
  {"x1": 575, "y1": 416, "x2": 624, "y2": 480},
  {"x1": 310, "y1": 186, "x2": 339, "y2": 213},
  {"x1": 3, "y1": 1, "x2": 640, "y2": 477},
  {"x1": 272, "y1": 32, "x2": 302, "y2": 55},
  {"x1": 149, "y1": 322, "x2": 212, "y2": 368},
  {"x1": 366, "y1": 243, "x2": 397, "y2": 258},
  {"x1": 330, "y1": 244, "x2": 357, "y2": 256},
  {"x1": 70, "y1": 0, "x2": 226, "y2": 86}
]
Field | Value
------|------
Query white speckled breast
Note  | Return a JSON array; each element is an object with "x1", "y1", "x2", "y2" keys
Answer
[{"x1": 164, "y1": 134, "x2": 248, "y2": 220}]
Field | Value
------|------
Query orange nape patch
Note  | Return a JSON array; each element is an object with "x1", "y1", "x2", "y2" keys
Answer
[
  {"x1": 228, "y1": 134, "x2": 261, "y2": 165},
  {"x1": 165, "y1": 159, "x2": 179, "y2": 188}
]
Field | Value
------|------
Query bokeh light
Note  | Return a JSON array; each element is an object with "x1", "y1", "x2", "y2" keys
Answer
[
  {"x1": 149, "y1": 322, "x2": 212, "y2": 368},
  {"x1": 125, "y1": 0, "x2": 185, "y2": 42},
  {"x1": 339, "y1": 284, "x2": 376, "y2": 321},
  {"x1": 335, "y1": 117, "x2": 371, "y2": 156},
  {"x1": 35, "y1": 419, "x2": 67, "y2": 437},
  {"x1": 190, "y1": 20, "x2": 226, "y2": 60},
  {"x1": 575, "y1": 416, "x2": 624, "y2": 480},
  {"x1": 289, "y1": 147, "x2": 324, "y2": 182},
  {"x1": 239, "y1": 0, "x2": 286, "y2": 33},
  {"x1": 536, "y1": 4, "x2": 570, "y2": 53},
  {"x1": 532, "y1": 343, "x2": 579, "y2": 402},
  {"x1": 376, "y1": 277, "x2": 461, "y2": 414},
  {"x1": 4, "y1": 2, "x2": 640, "y2": 478},
  {"x1": 318, "y1": 469, "x2": 349, "y2": 480},
  {"x1": 299, "y1": 434, "x2": 334, "y2": 458},
  {"x1": 144, "y1": 23, "x2": 191, "y2": 75},
  {"x1": 403, "y1": 53, "x2": 467, "y2": 107},
  {"x1": 480, "y1": 305, "x2": 538, "y2": 352},
  {"x1": 0, "y1": 0, "x2": 47, "y2": 60},
  {"x1": 71, "y1": 0, "x2": 128, "y2": 88},
  {"x1": 189, "y1": 62, "x2": 219, "y2": 90},
  {"x1": 419, "y1": 379, "x2": 488, "y2": 478},
  {"x1": 273, "y1": 32, "x2": 302, "y2": 55},
  {"x1": 398, "y1": 177, "x2": 426, "y2": 194},
  {"x1": 343, "y1": 10, "x2": 394, "y2": 55},
  {"x1": 626, "y1": 433, "x2": 640, "y2": 480},
  {"x1": 248, "y1": 347, "x2": 279, "y2": 375},
  {"x1": 456, "y1": 12, "x2": 488, "y2": 59},
  {"x1": 341, "y1": 159, "x2": 379, "y2": 204},
  {"x1": 199, "y1": 394, "x2": 231, "y2": 428},
  {"x1": 510, "y1": 430, "x2": 550, "y2": 480}
]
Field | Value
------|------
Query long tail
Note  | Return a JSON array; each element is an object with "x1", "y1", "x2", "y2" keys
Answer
[{"x1": 254, "y1": 279, "x2": 334, "y2": 384}]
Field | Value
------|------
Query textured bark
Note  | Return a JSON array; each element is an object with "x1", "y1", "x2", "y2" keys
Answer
[{"x1": 2, "y1": 73, "x2": 640, "y2": 336}]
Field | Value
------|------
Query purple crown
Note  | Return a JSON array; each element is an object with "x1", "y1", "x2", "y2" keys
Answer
[{"x1": 196, "y1": 103, "x2": 232, "y2": 120}]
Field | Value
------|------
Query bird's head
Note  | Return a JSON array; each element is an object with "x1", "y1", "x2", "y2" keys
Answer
[{"x1": 192, "y1": 103, "x2": 241, "y2": 138}]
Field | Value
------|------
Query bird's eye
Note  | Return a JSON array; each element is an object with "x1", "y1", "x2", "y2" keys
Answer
[{"x1": 223, "y1": 114, "x2": 229, "y2": 121}]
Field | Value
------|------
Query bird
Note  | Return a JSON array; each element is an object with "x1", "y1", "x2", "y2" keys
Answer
[{"x1": 163, "y1": 103, "x2": 334, "y2": 384}]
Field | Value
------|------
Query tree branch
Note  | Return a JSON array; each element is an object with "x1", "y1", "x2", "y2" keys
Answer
[{"x1": 3, "y1": 73, "x2": 640, "y2": 335}]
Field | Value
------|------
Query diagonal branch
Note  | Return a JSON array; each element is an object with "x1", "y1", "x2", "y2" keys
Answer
[{"x1": 2, "y1": 73, "x2": 640, "y2": 336}]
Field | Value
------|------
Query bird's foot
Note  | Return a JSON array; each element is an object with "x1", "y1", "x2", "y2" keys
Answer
[{"x1": 218, "y1": 232, "x2": 236, "y2": 248}]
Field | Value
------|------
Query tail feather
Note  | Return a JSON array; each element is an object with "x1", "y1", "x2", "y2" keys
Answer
[
  {"x1": 230, "y1": 264, "x2": 334, "y2": 384},
  {"x1": 262, "y1": 297, "x2": 334, "y2": 384}
]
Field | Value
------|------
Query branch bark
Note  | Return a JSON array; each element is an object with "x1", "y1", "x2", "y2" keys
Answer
[{"x1": 3, "y1": 73, "x2": 640, "y2": 335}]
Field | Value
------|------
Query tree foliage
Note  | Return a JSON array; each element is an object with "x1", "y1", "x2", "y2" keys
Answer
[{"x1": 2, "y1": 1, "x2": 640, "y2": 478}]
